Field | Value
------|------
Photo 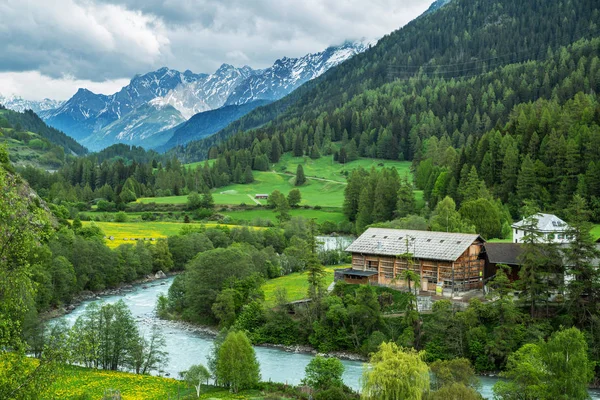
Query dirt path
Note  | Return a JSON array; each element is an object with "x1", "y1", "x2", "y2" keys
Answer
[
  {"x1": 247, "y1": 194, "x2": 262, "y2": 205},
  {"x1": 273, "y1": 170, "x2": 347, "y2": 184}
]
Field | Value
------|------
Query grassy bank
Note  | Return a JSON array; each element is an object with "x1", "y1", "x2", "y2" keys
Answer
[{"x1": 261, "y1": 266, "x2": 341, "y2": 306}]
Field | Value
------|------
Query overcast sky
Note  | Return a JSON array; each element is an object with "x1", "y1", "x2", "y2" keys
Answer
[{"x1": 0, "y1": 0, "x2": 432, "y2": 100}]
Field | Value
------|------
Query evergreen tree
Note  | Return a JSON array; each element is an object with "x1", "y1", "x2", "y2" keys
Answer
[
  {"x1": 295, "y1": 164, "x2": 306, "y2": 186},
  {"x1": 396, "y1": 176, "x2": 416, "y2": 218},
  {"x1": 563, "y1": 195, "x2": 600, "y2": 327}
]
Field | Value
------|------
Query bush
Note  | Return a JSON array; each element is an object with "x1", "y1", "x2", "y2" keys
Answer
[
  {"x1": 314, "y1": 387, "x2": 348, "y2": 400},
  {"x1": 97, "y1": 200, "x2": 116, "y2": 212},
  {"x1": 114, "y1": 211, "x2": 128, "y2": 223}
]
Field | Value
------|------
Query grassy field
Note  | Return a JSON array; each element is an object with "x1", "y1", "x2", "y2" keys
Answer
[
  {"x1": 273, "y1": 153, "x2": 412, "y2": 183},
  {"x1": 261, "y1": 266, "x2": 341, "y2": 306},
  {"x1": 80, "y1": 220, "x2": 260, "y2": 249},
  {"x1": 221, "y1": 208, "x2": 346, "y2": 224},
  {"x1": 139, "y1": 171, "x2": 347, "y2": 208},
  {"x1": 45, "y1": 365, "x2": 294, "y2": 399}
]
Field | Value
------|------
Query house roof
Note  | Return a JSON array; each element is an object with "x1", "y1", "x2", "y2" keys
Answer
[
  {"x1": 512, "y1": 213, "x2": 569, "y2": 232},
  {"x1": 338, "y1": 268, "x2": 379, "y2": 277},
  {"x1": 483, "y1": 243, "x2": 600, "y2": 267},
  {"x1": 484, "y1": 243, "x2": 523, "y2": 265},
  {"x1": 345, "y1": 228, "x2": 483, "y2": 262}
]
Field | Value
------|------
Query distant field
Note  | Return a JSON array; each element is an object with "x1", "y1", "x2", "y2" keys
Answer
[
  {"x1": 261, "y1": 266, "x2": 341, "y2": 306},
  {"x1": 274, "y1": 154, "x2": 413, "y2": 183},
  {"x1": 138, "y1": 171, "x2": 347, "y2": 208},
  {"x1": 80, "y1": 220, "x2": 259, "y2": 248},
  {"x1": 222, "y1": 208, "x2": 346, "y2": 224}
]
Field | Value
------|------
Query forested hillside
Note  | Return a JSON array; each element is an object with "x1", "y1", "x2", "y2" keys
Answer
[{"x1": 0, "y1": 106, "x2": 87, "y2": 156}]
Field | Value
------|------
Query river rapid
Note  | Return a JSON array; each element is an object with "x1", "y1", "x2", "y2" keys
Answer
[{"x1": 54, "y1": 276, "x2": 600, "y2": 399}]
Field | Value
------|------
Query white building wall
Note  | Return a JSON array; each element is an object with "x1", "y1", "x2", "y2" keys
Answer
[{"x1": 512, "y1": 228, "x2": 572, "y2": 244}]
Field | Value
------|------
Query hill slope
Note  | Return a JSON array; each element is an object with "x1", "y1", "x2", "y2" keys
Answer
[{"x1": 0, "y1": 107, "x2": 87, "y2": 169}]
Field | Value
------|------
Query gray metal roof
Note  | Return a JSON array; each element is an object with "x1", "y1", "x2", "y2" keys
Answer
[
  {"x1": 339, "y1": 268, "x2": 379, "y2": 277},
  {"x1": 346, "y1": 228, "x2": 483, "y2": 262},
  {"x1": 512, "y1": 213, "x2": 569, "y2": 232}
]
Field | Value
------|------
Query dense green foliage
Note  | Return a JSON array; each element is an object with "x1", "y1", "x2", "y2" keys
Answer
[
  {"x1": 493, "y1": 327, "x2": 594, "y2": 400},
  {"x1": 68, "y1": 301, "x2": 167, "y2": 374},
  {"x1": 0, "y1": 151, "x2": 62, "y2": 399},
  {"x1": 215, "y1": 331, "x2": 260, "y2": 393}
]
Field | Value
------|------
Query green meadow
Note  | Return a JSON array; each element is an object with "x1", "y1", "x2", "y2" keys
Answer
[
  {"x1": 261, "y1": 266, "x2": 340, "y2": 306},
  {"x1": 221, "y1": 207, "x2": 347, "y2": 224},
  {"x1": 273, "y1": 153, "x2": 413, "y2": 183},
  {"x1": 139, "y1": 171, "x2": 347, "y2": 208}
]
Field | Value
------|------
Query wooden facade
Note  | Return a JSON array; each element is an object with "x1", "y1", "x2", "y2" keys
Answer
[{"x1": 345, "y1": 230, "x2": 486, "y2": 293}]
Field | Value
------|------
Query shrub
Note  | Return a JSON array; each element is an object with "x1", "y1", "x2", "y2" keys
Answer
[{"x1": 114, "y1": 211, "x2": 128, "y2": 223}]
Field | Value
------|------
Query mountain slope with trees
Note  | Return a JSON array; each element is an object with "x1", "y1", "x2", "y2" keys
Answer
[{"x1": 170, "y1": 0, "x2": 600, "y2": 217}]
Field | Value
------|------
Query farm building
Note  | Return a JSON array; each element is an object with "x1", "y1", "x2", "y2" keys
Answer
[
  {"x1": 340, "y1": 228, "x2": 485, "y2": 295},
  {"x1": 255, "y1": 194, "x2": 269, "y2": 200},
  {"x1": 512, "y1": 213, "x2": 571, "y2": 244}
]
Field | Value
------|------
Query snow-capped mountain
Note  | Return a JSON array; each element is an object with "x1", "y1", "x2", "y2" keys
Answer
[
  {"x1": 40, "y1": 68, "x2": 204, "y2": 141},
  {"x1": 41, "y1": 39, "x2": 373, "y2": 150},
  {"x1": 152, "y1": 64, "x2": 259, "y2": 119},
  {"x1": 225, "y1": 39, "x2": 375, "y2": 106},
  {"x1": 0, "y1": 95, "x2": 63, "y2": 113}
]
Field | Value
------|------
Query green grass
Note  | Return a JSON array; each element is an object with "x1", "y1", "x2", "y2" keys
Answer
[
  {"x1": 261, "y1": 266, "x2": 341, "y2": 306},
  {"x1": 273, "y1": 153, "x2": 412, "y2": 183},
  {"x1": 139, "y1": 171, "x2": 347, "y2": 208},
  {"x1": 221, "y1": 208, "x2": 346, "y2": 224},
  {"x1": 591, "y1": 224, "x2": 600, "y2": 241}
]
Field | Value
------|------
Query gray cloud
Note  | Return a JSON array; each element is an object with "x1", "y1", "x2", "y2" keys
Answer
[{"x1": 0, "y1": 0, "x2": 431, "y2": 99}]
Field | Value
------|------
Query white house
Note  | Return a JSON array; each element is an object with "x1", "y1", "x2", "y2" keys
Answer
[{"x1": 512, "y1": 213, "x2": 572, "y2": 244}]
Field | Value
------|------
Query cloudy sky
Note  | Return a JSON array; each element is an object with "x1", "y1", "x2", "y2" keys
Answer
[{"x1": 0, "y1": 0, "x2": 432, "y2": 100}]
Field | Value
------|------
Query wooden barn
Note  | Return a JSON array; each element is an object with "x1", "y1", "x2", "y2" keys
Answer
[{"x1": 340, "y1": 228, "x2": 486, "y2": 294}]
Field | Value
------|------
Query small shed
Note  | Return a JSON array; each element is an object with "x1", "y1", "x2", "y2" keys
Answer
[
  {"x1": 255, "y1": 194, "x2": 269, "y2": 200},
  {"x1": 335, "y1": 268, "x2": 378, "y2": 285}
]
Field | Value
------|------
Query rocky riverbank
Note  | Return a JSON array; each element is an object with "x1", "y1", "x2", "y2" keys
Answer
[
  {"x1": 40, "y1": 270, "x2": 177, "y2": 321},
  {"x1": 256, "y1": 343, "x2": 367, "y2": 362}
]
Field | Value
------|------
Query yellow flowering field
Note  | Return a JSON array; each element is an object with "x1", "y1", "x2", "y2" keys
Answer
[
  {"x1": 44, "y1": 366, "x2": 189, "y2": 399},
  {"x1": 44, "y1": 366, "x2": 292, "y2": 399},
  {"x1": 79, "y1": 221, "x2": 263, "y2": 249}
]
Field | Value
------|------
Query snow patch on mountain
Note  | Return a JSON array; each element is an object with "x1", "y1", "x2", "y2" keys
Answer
[{"x1": 0, "y1": 95, "x2": 64, "y2": 113}]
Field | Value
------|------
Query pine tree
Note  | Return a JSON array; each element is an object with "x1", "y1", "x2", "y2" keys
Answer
[
  {"x1": 243, "y1": 165, "x2": 254, "y2": 184},
  {"x1": 295, "y1": 164, "x2": 306, "y2": 186},
  {"x1": 396, "y1": 176, "x2": 416, "y2": 218},
  {"x1": 516, "y1": 155, "x2": 537, "y2": 205},
  {"x1": 563, "y1": 195, "x2": 600, "y2": 327}
]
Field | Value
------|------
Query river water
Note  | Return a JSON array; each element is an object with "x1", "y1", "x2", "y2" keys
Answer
[{"x1": 55, "y1": 277, "x2": 600, "y2": 399}]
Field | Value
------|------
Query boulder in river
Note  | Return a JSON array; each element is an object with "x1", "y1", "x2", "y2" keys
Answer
[{"x1": 155, "y1": 270, "x2": 167, "y2": 279}]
